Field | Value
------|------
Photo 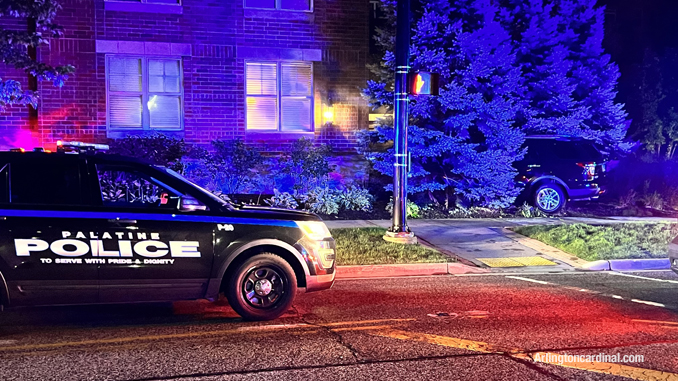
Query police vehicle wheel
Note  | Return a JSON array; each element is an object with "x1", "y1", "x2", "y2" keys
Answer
[
  {"x1": 226, "y1": 253, "x2": 297, "y2": 321},
  {"x1": 533, "y1": 184, "x2": 566, "y2": 214}
]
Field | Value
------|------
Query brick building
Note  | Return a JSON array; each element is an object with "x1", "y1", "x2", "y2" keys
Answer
[{"x1": 0, "y1": 0, "x2": 371, "y2": 153}]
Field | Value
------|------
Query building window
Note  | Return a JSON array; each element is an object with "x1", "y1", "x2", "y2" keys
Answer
[
  {"x1": 246, "y1": 62, "x2": 313, "y2": 132},
  {"x1": 106, "y1": 56, "x2": 183, "y2": 131},
  {"x1": 244, "y1": 0, "x2": 312, "y2": 11},
  {"x1": 106, "y1": 0, "x2": 181, "y2": 5}
]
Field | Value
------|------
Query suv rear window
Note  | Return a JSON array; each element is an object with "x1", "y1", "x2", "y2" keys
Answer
[{"x1": 525, "y1": 139, "x2": 602, "y2": 161}]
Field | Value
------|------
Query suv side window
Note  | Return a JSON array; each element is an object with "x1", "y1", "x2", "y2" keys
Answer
[
  {"x1": 10, "y1": 158, "x2": 83, "y2": 205},
  {"x1": 96, "y1": 165, "x2": 180, "y2": 210}
]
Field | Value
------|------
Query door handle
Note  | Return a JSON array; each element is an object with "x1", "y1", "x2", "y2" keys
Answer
[{"x1": 108, "y1": 219, "x2": 137, "y2": 224}]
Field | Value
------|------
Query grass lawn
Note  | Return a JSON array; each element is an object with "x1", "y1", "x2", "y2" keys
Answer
[
  {"x1": 330, "y1": 227, "x2": 453, "y2": 266},
  {"x1": 513, "y1": 223, "x2": 678, "y2": 261}
]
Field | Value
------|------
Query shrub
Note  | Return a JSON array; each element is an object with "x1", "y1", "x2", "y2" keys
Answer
[
  {"x1": 271, "y1": 138, "x2": 333, "y2": 192},
  {"x1": 183, "y1": 139, "x2": 265, "y2": 195},
  {"x1": 448, "y1": 206, "x2": 505, "y2": 219},
  {"x1": 302, "y1": 187, "x2": 340, "y2": 215},
  {"x1": 108, "y1": 133, "x2": 188, "y2": 171},
  {"x1": 264, "y1": 190, "x2": 299, "y2": 210},
  {"x1": 618, "y1": 189, "x2": 637, "y2": 208},
  {"x1": 337, "y1": 185, "x2": 373, "y2": 212},
  {"x1": 641, "y1": 191, "x2": 664, "y2": 210},
  {"x1": 515, "y1": 203, "x2": 547, "y2": 218},
  {"x1": 385, "y1": 197, "x2": 421, "y2": 219}
]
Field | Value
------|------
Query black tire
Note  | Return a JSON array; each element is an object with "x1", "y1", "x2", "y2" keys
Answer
[
  {"x1": 532, "y1": 184, "x2": 566, "y2": 214},
  {"x1": 225, "y1": 253, "x2": 297, "y2": 321}
]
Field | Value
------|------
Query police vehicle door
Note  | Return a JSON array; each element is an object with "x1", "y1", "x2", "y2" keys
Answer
[
  {"x1": 0, "y1": 155, "x2": 99, "y2": 306},
  {"x1": 91, "y1": 163, "x2": 213, "y2": 303}
]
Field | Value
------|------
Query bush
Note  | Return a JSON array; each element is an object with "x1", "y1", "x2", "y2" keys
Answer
[
  {"x1": 337, "y1": 185, "x2": 373, "y2": 212},
  {"x1": 448, "y1": 206, "x2": 505, "y2": 219},
  {"x1": 302, "y1": 187, "x2": 340, "y2": 215},
  {"x1": 108, "y1": 133, "x2": 188, "y2": 171},
  {"x1": 184, "y1": 139, "x2": 265, "y2": 194},
  {"x1": 515, "y1": 203, "x2": 547, "y2": 218},
  {"x1": 264, "y1": 190, "x2": 299, "y2": 210},
  {"x1": 385, "y1": 197, "x2": 421, "y2": 219},
  {"x1": 270, "y1": 138, "x2": 332, "y2": 192}
]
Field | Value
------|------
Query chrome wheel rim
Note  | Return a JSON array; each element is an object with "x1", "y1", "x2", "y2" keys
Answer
[
  {"x1": 242, "y1": 265, "x2": 285, "y2": 309},
  {"x1": 536, "y1": 188, "x2": 561, "y2": 212}
]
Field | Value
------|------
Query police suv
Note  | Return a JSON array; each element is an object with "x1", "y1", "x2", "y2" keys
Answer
[{"x1": 0, "y1": 142, "x2": 336, "y2": 320}]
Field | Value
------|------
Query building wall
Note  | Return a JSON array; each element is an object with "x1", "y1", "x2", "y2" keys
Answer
[{"x1": 0, "y1": 0, "x2": 370, "y2": 152}]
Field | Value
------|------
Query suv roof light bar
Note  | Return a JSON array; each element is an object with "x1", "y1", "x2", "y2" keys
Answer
[{"x1": 56, "y1": 141, "x2": 109, "y2": 153}]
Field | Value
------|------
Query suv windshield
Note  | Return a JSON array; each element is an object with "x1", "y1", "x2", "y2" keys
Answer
[{"x1": 160, "y1": 167, "x2": 233, "y2": 208}]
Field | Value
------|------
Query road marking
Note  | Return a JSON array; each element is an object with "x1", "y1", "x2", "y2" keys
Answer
[
  {"x1": 609, "y1": 272, "x2": 678, "y2": 284},
  {"x1": 501, "y1": 275, "x2": 674, "y2": 310},
  {"x1": 374, "y1": 329, "x2": 678, "y2": 381},
  {"x1": 477, "y1": 257, "x2": 558, "y2": 268},
  {"x1": 632, "y1": 319, "x2": 678, "y2": 326},
  {"x1": 0, "y1": 318, "x2": 414, "y2": 352},
  {"x1": 631, "y1": 299, "x2": 666, "y2": 308},
  {"x1": 0, "y1": 340, "x2": 17, "y2": 345},
  {"x1": 505, "y1": 276, "x2": 550, "y2": 285}
]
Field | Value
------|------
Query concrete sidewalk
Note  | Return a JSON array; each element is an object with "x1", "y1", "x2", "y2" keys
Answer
[{"x1": 325, "y1": 216, "x2": 677, "y2": 271}]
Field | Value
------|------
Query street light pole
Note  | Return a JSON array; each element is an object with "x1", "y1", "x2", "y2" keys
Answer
[{"x1": 384, "y1": 0, "x2": 416, "y2": 244}]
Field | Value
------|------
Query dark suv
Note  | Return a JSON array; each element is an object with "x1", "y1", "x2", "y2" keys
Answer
[
  {"x1": 0, "y1": 143, "x2": 335, "y2": 321},
  {"x1": 514, "y1": 136, "x2": 609, "y2": 214}
]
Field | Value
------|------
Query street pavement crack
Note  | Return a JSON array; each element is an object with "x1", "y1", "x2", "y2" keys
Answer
[
  {"x1": 119, "y1": 352, "x2": 511, "y2": 381},
  {"x1": 504, "y1": 353, "x2": 569, "y2": 381},
  {"x1": 297, "y1": 312, "x2": 363, "y2": 363}
]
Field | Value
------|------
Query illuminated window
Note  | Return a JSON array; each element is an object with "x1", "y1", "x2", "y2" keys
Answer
[
  {"x1": 245, "y1": 0, "x2": 312, "y2": 11},
  {"x1": 246, "y1": 62, "x2": 313, "y2": 132},
  {"x1": 106, "y1": 56, "x2": 183, "y2": 131}
]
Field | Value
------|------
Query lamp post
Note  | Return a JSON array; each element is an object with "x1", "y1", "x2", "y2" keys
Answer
[{"x1": 383, "y1": 0, "x2": 416, "y2": 244}]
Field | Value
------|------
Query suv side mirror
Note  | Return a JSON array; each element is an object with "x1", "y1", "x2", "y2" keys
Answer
[{"x1": 179, "y1": 195, "x2": 207, "y2": 212}]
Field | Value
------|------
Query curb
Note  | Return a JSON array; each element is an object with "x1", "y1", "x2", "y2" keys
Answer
[
  {"x1": 336, "y1": 262, "x2": 489, "y2": 279},
  {"x1": 583, "y1": 258, "x2": 672, "y2": 272}
]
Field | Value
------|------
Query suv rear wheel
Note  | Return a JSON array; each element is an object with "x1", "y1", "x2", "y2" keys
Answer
[
  {"x1": 533, "y1": 184, "x2": 566, "y2": 214},
  {"x1": 225, "y1": 253, "x2": 297, "y2": 321}
]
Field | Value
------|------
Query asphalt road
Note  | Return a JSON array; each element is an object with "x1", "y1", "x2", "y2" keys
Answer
[{"x1": 1, "y1": 271, "x2": 678, "y2": 381}]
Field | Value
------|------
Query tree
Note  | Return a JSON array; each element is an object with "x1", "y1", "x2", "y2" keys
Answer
[
  {"x1": 362, "y1": 0, "x2": 628, "y2": 208},
  {"x1": 628, "y1": 49, "x2": 678, "y2": 158},
  {"x1": 363, "y1": 0, "x2": 527, "y2": 208},
  {"x1": 0, "y1": 0, "x2": 74, "y2": 109},
  {"x1": 499, "y1": 0, "x2": 628, "y2": 149}
]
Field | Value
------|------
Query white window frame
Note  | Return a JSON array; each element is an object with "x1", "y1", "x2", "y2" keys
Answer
[
  {"x1": 243, "y1": 0, "x2": 313, "y2": 12},
  {"x1": 105, "y1": 0, "x2": 181, "y2": 4},
  {"x1": 245, "y1": 61, "x2": 314, "y2": 133},
  {"x1": 105, "y1": 55, "x2": 184, "y2": 132}
]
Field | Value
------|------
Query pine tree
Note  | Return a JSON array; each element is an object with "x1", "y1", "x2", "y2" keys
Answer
[
  {"x1": 499, "y1": 0, "x2": 628, "y2": 149},
  {"x1": 0, "y1": 0, "x2": 74, "y2": 109},
  {"x1": 362, "y1": 0, "x2": 526, "y2": 208}
]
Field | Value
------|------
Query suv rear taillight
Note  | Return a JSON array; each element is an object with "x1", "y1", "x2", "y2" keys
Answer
[{"x1": 577, "y1": 162, "x2": 596, "y2": 180}]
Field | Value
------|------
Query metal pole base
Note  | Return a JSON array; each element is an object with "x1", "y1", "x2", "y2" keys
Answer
[{"x1": 383, "y1": 230, "x2": 418, "y2": 245}]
